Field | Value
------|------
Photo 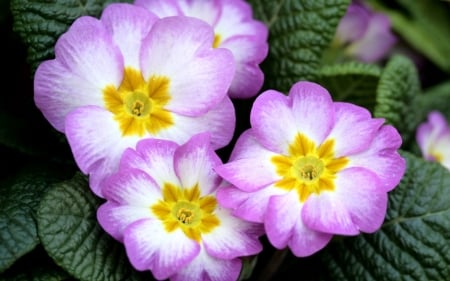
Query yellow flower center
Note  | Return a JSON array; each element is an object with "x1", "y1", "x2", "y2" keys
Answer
[
  {"x1": 271, "y1": 133, "x2": 348, "y2": 202},
  {"x1": 213, "y1": 34, "x2": 221, "y2": 48},
  {"x1": 151, "y1": 183, "x2": 220, "y2": 242},
  {"x1": 103, "y1": 67, "x2": 174, "y2": 137}
]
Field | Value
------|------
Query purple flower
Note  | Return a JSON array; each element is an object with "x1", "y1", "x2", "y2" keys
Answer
[
  {"x1": 215, "y1": 81, "x2": 405, "y2": 257},
  {"x1": 34, "y1": 3, "x2": 236, "y2": 196},
  {"x1": 97, "y1": 133, "x2": 262, "y2": 281},
  {"x1": 135, "y1": 0, "x2": 269, "y2": 99},
  {"x1": 335, "y1": 1, "x2": 397, "y2": 62},
  {"x1": 416, "y1": 111, "x2": 450, "y2": 170}
]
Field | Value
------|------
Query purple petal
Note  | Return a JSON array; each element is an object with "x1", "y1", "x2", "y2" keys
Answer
[{"x1": 124, "y1": 219, "x2": 200, "y2": 279}]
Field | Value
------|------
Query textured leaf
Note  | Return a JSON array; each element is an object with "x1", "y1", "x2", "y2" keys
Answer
[
  {"x1": 37, "y1": 173, "x2": 150, "y2": 281},
  {"x1": 367, "y1": 0, "x2": 450, "y2": 73},
  {"x1": 10, "y1": 0, "x2": 132, "y2": 73},
  {"x1": 0, "y1": 172, "x2": 63, "y2": 273},
  {"x1": 316, "y1": 62, "x2": 381, "y2": 111},
  {"x1": 247, "y1": 0, "x2": 350, "y2": 93},
  {"x1": 321, "y1": 151, "x2": 450, "y2": 281},
  {"x1": 374, "y1": 55, "x2": 421, "y2": 144}
]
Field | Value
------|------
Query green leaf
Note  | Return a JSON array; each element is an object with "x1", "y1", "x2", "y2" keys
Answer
[
  {"x1": 37, "y1": 173, "x2": 150, "y2": 281},
  {"x1": 10, "y1": 0, "x2": 132, "y2": 73},
  {"x1": 0, "y1": 171, "x2": 63, "y2": 273},
  {"x1": 374, "y1": 55, "x2": 421, "y2": 144},
  {"x1": 414, "y1": 80, "x2": 450, "y2": 121},
  {"x1": 367, "y1": 0, "x2": 450, "y2": 73},
  {"x1": 321, "y1": 151, "x2": 450, "y2": 281},
  {"x1": 248, "y1": 0, "x2": 350, "y2": 93},
  {"x1": 316, "y1": 62, "x2": 382, "y2": 111},
  {"x1": 0, "y1": 246, "x2": 70, "y2": 281}
]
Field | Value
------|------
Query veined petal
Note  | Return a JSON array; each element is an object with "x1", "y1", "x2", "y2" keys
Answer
[
  {"x1": 289, "y1": 81, "x2": 335, "y2": 145},
  {"x1": 34, "y1": 16, "x2": 123, "y2": 131},
  {"x1": 65, "y1": 106, "x2": 139, "y2": 196},
  {"x1": 333, "y1": 168, "x2": 388, "y2": 233},
  {"x1": 348, "y1": 125, "x2": 405, "y2": 192},
  {"x1": 101, "y1": 168, "x2": 161, "y2": 206},
  {"x1": 302, "y1": 167, "x2": 386, "y2": 235},
  {"x1": 140, "y1": 16, "x2": 234, "y2": 115},
  {"x1": 120, "y1": 139, "x2": 180, "y2": 188},
  {"x1": 134, "y1": 0, "x2": 183, "y2": 18},
  {"x1": 100, "y1": 3, "x2": 158, "y2": 69},
  {"x1": 203, "y1": 208, "x2": 262, "y2": 259},
  {"x1": 217, "y1": 185, "x2": 286, "y2": 223},
  {"x1": 174, "y1": 133, "x2": 223, "y2": 195},
  {"x1": 326, "y1": 102, "x2": 384, "y2": 157},
  {"x1": 172, "y1": 248, "x2": 241, "y2": 281},
  {"x1": 250, "y1": 90, "x2": 297, "y2": 154},
  {"x1": 124, "y1": 219, "x2": 200, "y2": 279},
  {"x1": 264, "y1": 192, "x2": 300, "y2": 250},
  {"x1": 302, "y1": 191, "x2": 358, "y2": 235},
  {"x1": 156, "y1": 96, "x2": 235, "y2": 150},
  {"x1": 97, "y1": 202, "x2": 152, "y2": 242}
]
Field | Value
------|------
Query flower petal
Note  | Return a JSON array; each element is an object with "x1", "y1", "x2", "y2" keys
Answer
[
  {"x1": 65, "y1": 106, "x2": 139, "y2": 196},
  {"x1": 250, "y1": 90, "x2": 297, "y2": 154},
  {"x1": 174, "y1": 133, "x2": 223, "y2": 194},
  {"x1": 124, "y1": 219, "x2": 200, "y2": 279},
  {"x1": 335, "y1": 3, "x2": 370, "y2": 43},
  {"x1": 34, "y1": 16, "x2": 123, "y2": 131},
  {"x1": 289, "y1": 81, "x2": 335, "y2": 145},
  {"x1": 288, "y1": 217, "x2": 333, "y2": 257},
  {"x1": 97, "y1": 202, "x2": 151, "y2": 242},
  {"x1": 100, "y1": 3, "x2": 158, "y2": 69},
  {"x1": 202, "y1": 208, "x2": 262, "y2": 259},
  {"x1": 221, "y1": 36, "x2": 268, "y2": 98},
  {"x1": 214, "y1": 0, "x2": 268, "y2": 41},
  {"x1": 302, "y1": 167, "x2": 386, "y2": 234},
  {"x1": 120, "y1": 139, "x2": 180, "y2": 188},
  {"x1": 348, "y1": 125, "x2": 405, "y2": 192},
  {"x1": 172, "y1": 248, "x2": 241, "y2": 281},
  {"x1": 134, "y1": 0, "x2": 183, "y2": 18},
  {"x1": 101, "y1": 168, "x2": 161, "y2": 205},
  {"x1": 157, "y1": 96, "x2": 235, "y2": 150},
  {"x1": 347, "y1": 14, "x2": 396, "y2": 62},
  {"x1": 140, "y1": 16, "x2": 234, "y2": 115},
  {"x1": 217, "y1": 185, "x2": 286, "y2": 223},
  {"x1": 326, "y1": 102, "x2": 384, "y2": 157},
  {"x1": 264, "y1": 191, "x2": 300, "y2": 250}
]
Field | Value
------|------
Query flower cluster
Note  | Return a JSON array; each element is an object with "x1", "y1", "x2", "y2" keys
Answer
[{"x1": 33, "y1": 0, "x2": 406, "y2": 280}]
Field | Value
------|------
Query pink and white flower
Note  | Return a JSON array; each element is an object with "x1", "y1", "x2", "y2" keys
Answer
[
  {"x1": 34, "y1": 3, "x2": 236, "y2": 196},
  {"x1": 416, "y1": 110, "x2": 450, "y2": 170},
  {"x1": 335, "y1": 0, "x2": 397, "y2": 62},
  {"x1": 135, "y1": 0, "x2": 269, "y2": 99},
  {"x1": 97, "y1": 133, "x2": 262, "y2": 281},
  {"x1": 215, "y1": 81, "x2": 406, "y2": 257}
]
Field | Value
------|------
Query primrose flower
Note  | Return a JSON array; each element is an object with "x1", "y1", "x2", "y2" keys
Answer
[
  {"x1": 334, "y1": 0, "x2": 396, "y2": 62},
  {"x1": 97, "y1": 133, "x2": 262, "y2": 281},
  {"x1": 215, "y1": 81, "x2": 406, "y2": 257},
  {"x1": 34, "y1": 3, "x2": 236, "y2": 196},
  {"x1": 416, "y1": 111, "x2": 450, "y2": 170},
  {"x1": 135, "y1": 0, "x2": 269, "y2": 99}
]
